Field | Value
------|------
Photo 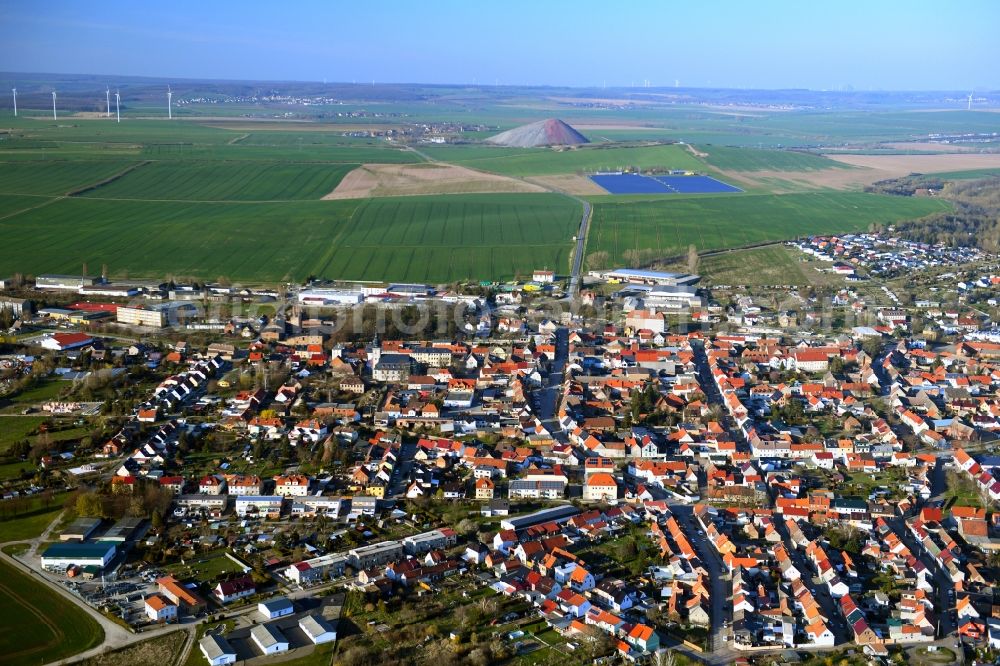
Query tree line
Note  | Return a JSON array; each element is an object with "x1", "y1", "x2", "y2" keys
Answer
[{"x1": 868, "y1": 175, "x2": 1000, "y2": 252}]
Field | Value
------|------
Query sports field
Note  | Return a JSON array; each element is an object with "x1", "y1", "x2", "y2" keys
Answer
[
  {"x1": 585, "y1": 191, "x2": 950, "y2": 269},
  {"x1": 0, "y1": 558, "x2": 104, "y2": 665}
]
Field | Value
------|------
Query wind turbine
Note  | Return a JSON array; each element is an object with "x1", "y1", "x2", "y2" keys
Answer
[
  {"x1": 167, "y1": 85, "x2": 172, "y2": 119},
  {"x1": 51, "y1": 91, "x2": 57, "y2": 120},
  {"x1": 106, "y1": 88, "x2": 110, "y2": 117},
  {"x1": 967, "y1": 92, "x2": 973, "y2": 111},
  {"x1": 115, "y1": 90, "x2": 120, "y2": 123},
  {"x1": 11, "y1": 88, "x2": 16, "y2": 117}
]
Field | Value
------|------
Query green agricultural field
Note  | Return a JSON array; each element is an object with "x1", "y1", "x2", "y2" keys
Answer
[
  {"x1": 319, "y1": 194, "x2": 582, "y2": 282},
  {"x1": 421, "y1": 142, "x2": 704, "y2": 176},
  {"x1": 3, "y1": 117, "x2": 236, "y2": 145},
  {"x1": 0, "y1": 118, "x2": 421, "y2": 164},
  {"x1": 585, "y1": 191, "x2": 949, "y2": 269},
  {"x1": 0, "y1": 193, "x2": 580, "y2": 283},
  {"x1": 232, "y1": 131, "x2": 398, "y2": 147},
  {"x1": 0, "y1": 160, "x2": 138, "y2": 196},
  {"x1": 927, "y1": 168, "x2": 1000, "y2": 180},
  {"x1": 0, "y1": 195, "x2": 50, "y2": 218},
  {"x1": 80, "y1": 161, "x2": 356, "y2": 201},
  {"x1": 138, "y1": 142, "x2": 420, "y2": 163},
  {"x1": 0, "y1": 558, "x2": 104, "y2": 666},
  {"x1": 698, "y1": 145, "x2": 849, "y2": 172},
  {"x1": 0, "y1": 197, "x2": 359, "y2": 281}
]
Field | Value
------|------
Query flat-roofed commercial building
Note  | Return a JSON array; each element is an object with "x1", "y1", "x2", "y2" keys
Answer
[
  {"x1": 117, "y1": 302, "x2": 197, "y2": 328},
  {"x1": 589, "y1": 268, "x2": 700, "y2": 287},
  {"x1": 0, "y1": 296, "x2": 32, "y2": 317},
  {"x1": 41, "y1": 542, "x2": 116, "y2": 569},
  {"x1": 35, "y1": 274, "x2": 98, "y2": 291},
  {"x1": 60, "y1": 517, "x2": 103, "y2": 541}
]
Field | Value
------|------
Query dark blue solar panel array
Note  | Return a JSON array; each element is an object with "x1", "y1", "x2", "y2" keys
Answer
[
  {"x1": 590, "y1": 173, "x2": 672, "y2": 194},
  {"x1": 590, "y1": 173, "x2": 743, "y2": 195},
  {"x1": 653, "y1": 175, "x2": 743, "y2": 193}
]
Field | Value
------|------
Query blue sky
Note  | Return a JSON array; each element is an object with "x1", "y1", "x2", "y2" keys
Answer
[{"x1": 1, "y1": 0, "x2": 997, "y2": 90}]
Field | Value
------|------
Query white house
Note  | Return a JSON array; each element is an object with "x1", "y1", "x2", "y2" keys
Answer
[
  {"x1": 582, "y1": 473, "x2": 619, "y2": 502},
  {"x1": 299, "y1": 614, "x2": 337, "y2": 644},
  {"x1": 251, "y1": 624, "x2": 289, "y2": 655},
  {"x1": 144, "y1": 593, "x2": 178, "y2": 623},
  {"x1": 258, "y1": 597, "x2": 294, "y2": 620},
  {"x1": 235, "y1": 496, "x2": 284, "y2": 518},
  {"x1": 213, "y1": 575, "x2": 256, "y2": 604},
  {"x1": 199, "y1": 634, "x2": 237, "y2": 666},
  {"x1": 274, "y1": 475, "x2": 310, "y2": 496}
]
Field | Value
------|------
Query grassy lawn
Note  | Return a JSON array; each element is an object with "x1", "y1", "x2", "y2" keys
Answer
[
  {"x1": 0, "y1": 557, "x2": 104, "y2": 665},
  {"x1": 839, "y1": 467, "x2": 908, "y2": 499},
  {"x1": 182, "y1": 620, "x2": 235, "y2": 666},
  {"x1": 0, "y1": 459, "x2": 35, "y2": 482},
  {"x1": 261, "y1": 643, "x2": 335, "y2": 666},
  {"x1": 690, "y1": 244, "x2": 810, "y2": 286},
  {"x1": 0, "y1": 416, "x2": 91, "y2": 454},
  {"x1": 0, "y1": 500, "x2": 64, "y2": 541},
  {"x1": 0, "y1": 416, "x2": 49, "y2": 452},
  {"x1": 943, "y1": 470, "x2": 983, "y2": 511},
  {"x1": 1, "y1": 379, "x2": 69, "y2": 407},
  {"x1": 912, "y1": 646, "x2": 955, "y2": 664},
  {"x1": 79, "y1": 630, "x2": 187, "y2": 666},
  {"x1": 163, "y1": 549, "x2": 246, "y2": 584}
]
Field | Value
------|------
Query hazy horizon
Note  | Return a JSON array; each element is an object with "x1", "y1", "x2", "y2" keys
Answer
[{"x1": 1, "y1": 0, "x2": 998, "y2": 92}]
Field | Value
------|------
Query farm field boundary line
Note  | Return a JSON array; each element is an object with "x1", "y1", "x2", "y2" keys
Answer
[
  {"x1": 67, "y1": 160, "x2": 152, "y2": 196},
  {"x1": 0, "y1": 195, "x2": 60, "y2": 221}
]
